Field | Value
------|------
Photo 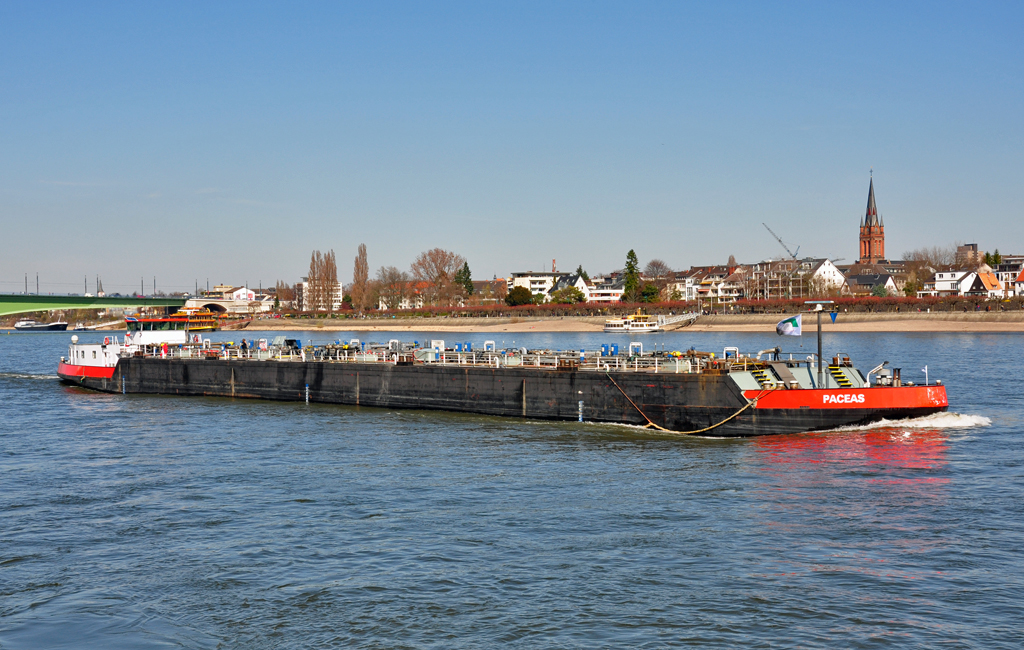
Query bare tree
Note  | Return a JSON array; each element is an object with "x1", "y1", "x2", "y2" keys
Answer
[
  {"x1": 644, "y1": 259, "x2": 673, "y2": 279},
  {"x1": 324, "y1": 250, "x2": 338, "y2": 314},
  {"x1": 274, "y1": 281, "x2": 295, "y2": 303},
  {"x1": 376, "y1": 266, "x2": 410, "y2": 309},
  {"x1": 305, "y1": 249, "x2": 338, "y2": 313},
  {"x1": 307, "y1": 250, "x2": 323, "y2": 312},
  {"x1": 904, "y1": 244, "x2": 957, "y2": 270},
  {"x1": 643, "y1": 259, "x2": 673, "y2": 298},
  {"x1": 728, "y1": 254, "x2": 737, "y2": 267},
  {"x1": 351, "y1": 244, "x2": 369, "y2": 314},
  {"x1": 410, "y1": 248, "x2": 467, "y2": 306}
]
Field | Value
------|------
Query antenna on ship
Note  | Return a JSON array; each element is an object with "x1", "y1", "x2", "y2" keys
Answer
[{"x1": 805, "y1": 300, "x2": 834, "y2": 388}]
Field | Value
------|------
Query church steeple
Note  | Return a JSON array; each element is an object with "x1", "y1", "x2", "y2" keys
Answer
[
  {"x1": 865, "y1": 176, "x2": 879, "y2": 227},
  {"x1": 858, "y1": 172, "x2": 886, "y2": 264}
]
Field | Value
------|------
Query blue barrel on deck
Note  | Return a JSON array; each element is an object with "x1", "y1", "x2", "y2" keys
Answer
[
  {"x1": 601, "y1": 344, "x2": 608, "y2": 356},
  {"x1": 455, "y1": 343, "x2": 462, "y2": 352},
  {"x1": 465, "y1": 342, "x2": 472, "y2": 352},
  {"x1": 611, "y1": 344, "x2": 618, "y2": 356}
]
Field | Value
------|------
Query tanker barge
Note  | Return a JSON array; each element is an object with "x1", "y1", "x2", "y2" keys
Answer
[{"x1": 57, "y1": 327, "x2": 948, "y2": 437}]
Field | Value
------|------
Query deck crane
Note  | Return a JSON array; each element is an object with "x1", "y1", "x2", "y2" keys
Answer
[{"x1": 762, "y1": 223, "x2": 800, "y2": 260}]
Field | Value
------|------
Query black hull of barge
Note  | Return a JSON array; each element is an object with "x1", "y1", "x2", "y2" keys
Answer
[{"x1": 61, "y1": 358, "x2": 945, "y2": 438}]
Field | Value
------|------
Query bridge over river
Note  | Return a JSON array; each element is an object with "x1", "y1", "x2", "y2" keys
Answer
[{"x1": 0, "y1": 294, "x2": 186, "y2": 318}]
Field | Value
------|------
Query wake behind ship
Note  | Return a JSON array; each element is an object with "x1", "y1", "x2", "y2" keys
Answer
[{"x1": 57, "y1": 319, "x2": 948, "y2": 437}]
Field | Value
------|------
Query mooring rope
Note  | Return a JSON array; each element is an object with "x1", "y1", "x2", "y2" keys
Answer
[{"x1": 603, "y1": 372, "x2": 774, "y2": 435}]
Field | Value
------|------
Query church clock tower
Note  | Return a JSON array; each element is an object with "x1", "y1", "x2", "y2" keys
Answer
[{"x1": 859, "y1": 174, "x2": 885, "y2": 264}]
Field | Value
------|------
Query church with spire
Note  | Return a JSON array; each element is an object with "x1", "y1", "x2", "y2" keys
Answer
[{"x1": 859, "y1": 174, "x2": 886, "y2": 264}]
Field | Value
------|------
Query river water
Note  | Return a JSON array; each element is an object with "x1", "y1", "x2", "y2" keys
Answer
[{"x1": 0, "y1": 329, "x2": 1018, "y2": 648}]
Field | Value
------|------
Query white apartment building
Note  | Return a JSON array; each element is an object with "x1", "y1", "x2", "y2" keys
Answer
[
  {"x1": 510, "y1": 272, "x2": 564, "y2": 297},
  {"x1": 297, "y1": 279, "x2": 344, "y2": 312}
]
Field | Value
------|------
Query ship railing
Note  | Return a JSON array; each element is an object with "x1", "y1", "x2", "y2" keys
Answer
[{"x1": 132, "y1": 345, "x2": 706, "y2": 374}]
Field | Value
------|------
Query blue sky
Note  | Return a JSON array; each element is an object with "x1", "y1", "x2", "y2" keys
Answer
[{"x1": 1, "y1": 1, "x2": 1021, "y2": 294}]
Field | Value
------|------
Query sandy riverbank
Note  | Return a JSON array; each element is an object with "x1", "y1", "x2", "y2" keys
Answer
[{"x1": 247, "y1": 312, "x2": 1024, "y2": 333}]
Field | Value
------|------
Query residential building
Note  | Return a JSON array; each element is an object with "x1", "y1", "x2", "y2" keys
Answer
[
  {"x1": 801, "y1": 259, "x2": 846, "y2": 295},
  {"x1": 995, "y1": 255, "x2": 1024, "y2": 297},
  {"x1": 917, "y1": 271, "x2": 976, "y2": 297},
  {"x1": 510, "y1": 272, "x2": 563, "y2": 298},
  {"x1": 747, "y1": 260, "x2": 806, "y2": 300},
  {"x1": 694, "y1": 266, "x2": 740, "y2": 304},
  {"x1": 844, "y1": 273, "x2": 898, "y2": 296},
  {"x1": 186, "y1": 285, "x2": 269, "y2": 314},
  {"x1": 966, "y1": 273, "x2": 1003, "y2": 298},
  {"x1": 667, "y1": 269, "x2": 702, "y2": 302},
  {"x1": 377, "y1": 281, "x2": 430, "y2": 310},
  {"x1": 466, "y1": 279, "x2": 507, "y2": 305},
  {"x1": 587, "y1": 276, "x2": 625, "y2": 303},
  {"x1": 297, "y1": 278, "x2": 344, "y2": 312},
  {"x1": 956, "y1": 244, "x2": 983, "y2": 268},
  {"x1": 547, "y1": 274, "x2": 590, "y2": 302}
]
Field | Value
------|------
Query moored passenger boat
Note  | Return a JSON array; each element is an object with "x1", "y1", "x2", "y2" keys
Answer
[{"x1": 604, "y1": 309, "x2": 662, "y2": 333}]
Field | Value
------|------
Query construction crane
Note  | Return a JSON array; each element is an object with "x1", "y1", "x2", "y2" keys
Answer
[
  {"x1": 762, "y1": 223, "x2": 800, "y2": 260},
  {"x1": 760, "y1": 223, "x2": 805, "y2": 300}
]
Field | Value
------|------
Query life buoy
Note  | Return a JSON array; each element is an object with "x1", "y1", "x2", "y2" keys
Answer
[
  {"x1": 193, "y1": 334, "x2": 201, "y2": 343},
  {"x1": 103, "y1": 337, "x2": 110, "y2": 345}
]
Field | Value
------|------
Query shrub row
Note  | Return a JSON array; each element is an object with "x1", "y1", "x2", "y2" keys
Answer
[{"x1": 277, "y1": 295, "x2": 1023, "y2": 319}]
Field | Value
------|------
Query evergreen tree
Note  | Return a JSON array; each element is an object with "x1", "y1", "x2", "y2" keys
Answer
[
  {"x1": 505, "y1": 286, "x2": 533, "y2": 306},
  {"x1": 575, "y1": 264, "x2": 590, "y2": 283},
  {"x1": 454, "y1": 262, "x2": 474, "y2": 295},
  {"x1": 623, "y1": 250, "x2": 641, "y2": 302},
  {"x1": 641, "y1": 282, "x2": 661, "y2": 303}
]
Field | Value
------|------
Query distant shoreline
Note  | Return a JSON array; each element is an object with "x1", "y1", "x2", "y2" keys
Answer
[{"x1": 243, "y1": 312, "x2": 1024, "y2": 333}]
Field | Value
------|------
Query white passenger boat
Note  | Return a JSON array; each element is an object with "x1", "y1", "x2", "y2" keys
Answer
[{"x1": 604, "y1": 309, "x2": 662, "y2": 333}]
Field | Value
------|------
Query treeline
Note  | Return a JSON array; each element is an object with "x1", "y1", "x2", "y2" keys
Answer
[{"x1": 286, "y1": 245, "x2": 484, "y2": 314}]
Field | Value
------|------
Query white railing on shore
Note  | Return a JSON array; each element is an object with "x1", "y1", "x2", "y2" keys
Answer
[{"x1": 659, "y1": 312, "x2": 700, "y2": 328}]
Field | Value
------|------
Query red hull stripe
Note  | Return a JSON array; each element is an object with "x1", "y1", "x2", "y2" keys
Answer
[
  {"x1": 58, "y1": 362, "x2": 116, "y2": 380},
  {"x1": 744, "y1": 385, "x2": 948, "y2": 410}
]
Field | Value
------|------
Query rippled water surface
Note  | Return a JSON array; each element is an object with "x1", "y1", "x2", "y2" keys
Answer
[{"x1": 1, "y1": 329, "x2": 1021, "y2": 648}]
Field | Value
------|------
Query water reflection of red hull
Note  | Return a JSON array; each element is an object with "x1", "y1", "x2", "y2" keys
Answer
[{"x1": 754, "y1": 427, "x2": 949, "y2": 485}]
